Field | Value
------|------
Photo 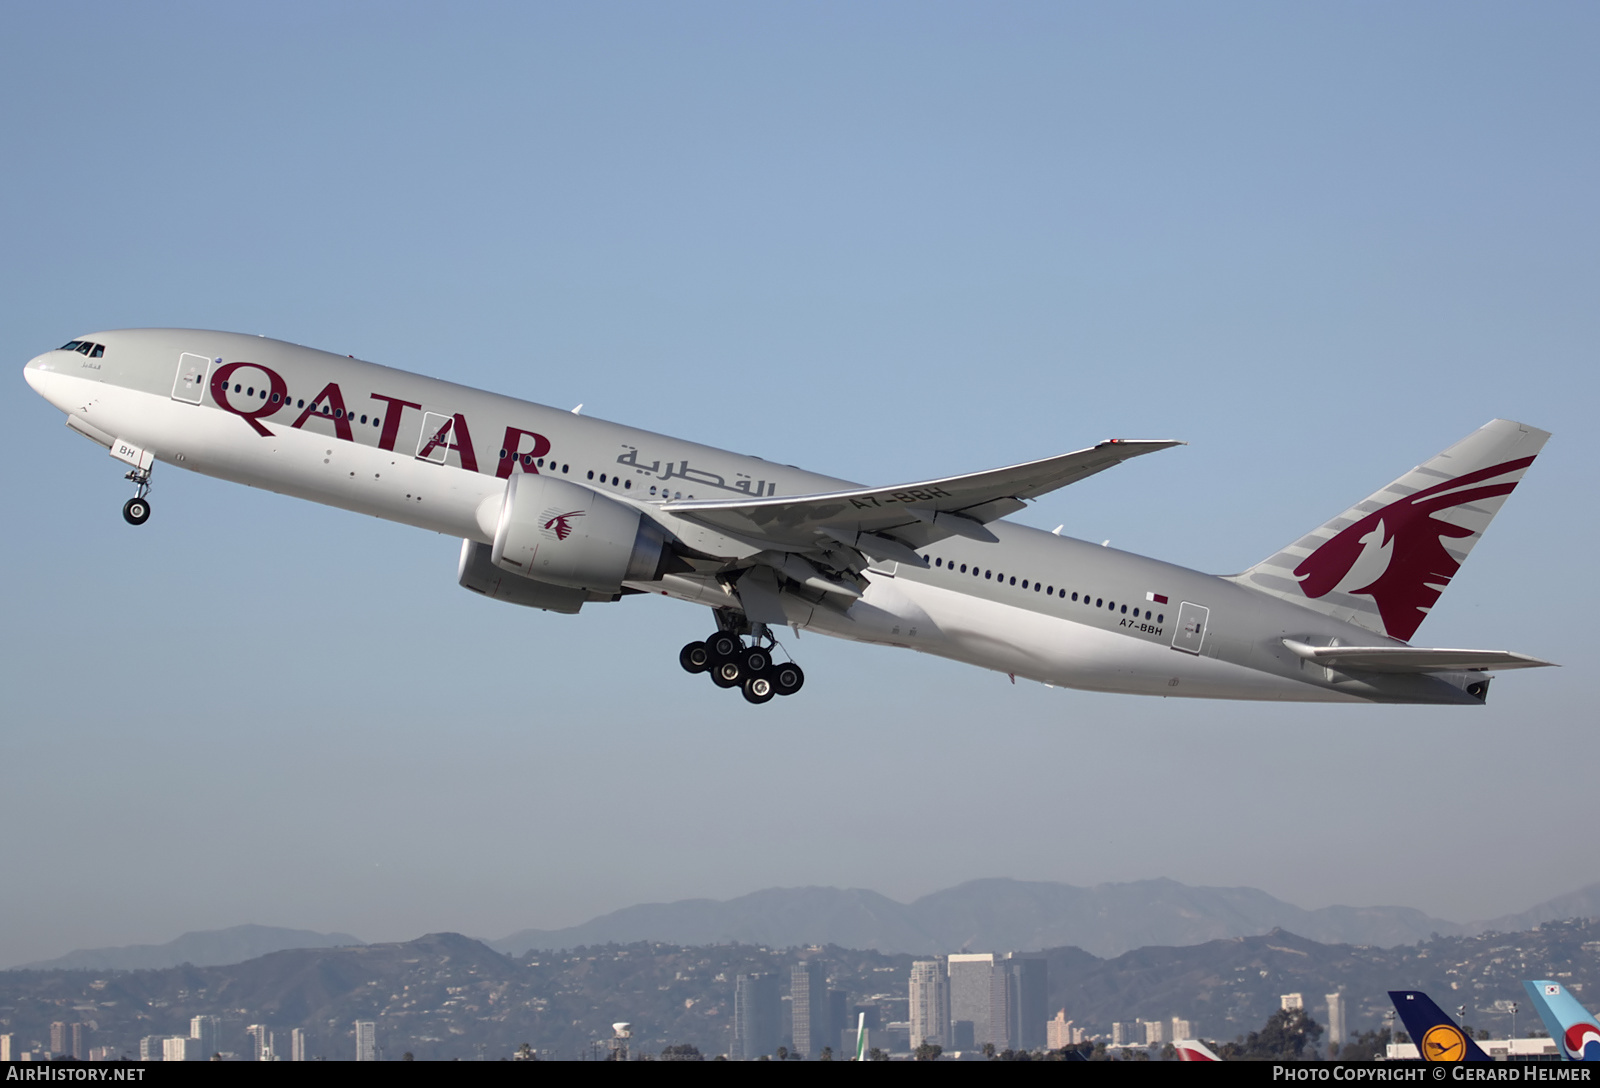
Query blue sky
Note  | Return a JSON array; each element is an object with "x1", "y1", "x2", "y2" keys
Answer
[{"x1": 3, "y1": 3, "x2": 1596, "y2": 967}]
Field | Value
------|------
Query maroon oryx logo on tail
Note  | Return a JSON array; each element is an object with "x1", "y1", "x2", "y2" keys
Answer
[
  {"x1": 541, "y1": 509, "x2": 585, "y2": 541},
  {"x1": 1294, "y1": 457, "x2": 1534, "y2": 641}
]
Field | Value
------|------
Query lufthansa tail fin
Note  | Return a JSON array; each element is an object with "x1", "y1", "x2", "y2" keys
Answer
[
  {"x1": 1388, "y1": 991, "x2": 1493, "y2": 1061},
  {"x1": 1231, "y1": 420, "x2": 1549, "y2": 642},
  {"x1": 1524, "y1": 980, "x2": 1600, "y2": 1061}
]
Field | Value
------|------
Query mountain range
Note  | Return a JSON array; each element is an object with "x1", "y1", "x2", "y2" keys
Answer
[{"x1": 16, "y1": 877, "x2": 1600, "y2": 971}]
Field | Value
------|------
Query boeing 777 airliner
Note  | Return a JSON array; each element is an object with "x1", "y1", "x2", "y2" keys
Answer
[{"x1": 24, "y1": 330, "x2": 1554, "y2": 705}]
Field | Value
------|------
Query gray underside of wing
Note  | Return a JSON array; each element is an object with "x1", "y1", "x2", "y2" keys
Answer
[{"x1": 661, "y1": 439, "x2": 1182, "y2": 552}]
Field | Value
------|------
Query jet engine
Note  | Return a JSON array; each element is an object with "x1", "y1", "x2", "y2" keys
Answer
[
  {"x1": 489, "y1": 473, "x2": 678, "y2": 595},
  {"x1": 458, "y1": 539, "x2": 590, "y2": 613}
]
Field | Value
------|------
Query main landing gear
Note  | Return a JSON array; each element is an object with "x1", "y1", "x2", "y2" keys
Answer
[
  {"x1": 122, "y1": 463, "x2": 153, "y2": 526},
  {"x1": 679, "y1": 622, "x2": 805, "y2": 705}
]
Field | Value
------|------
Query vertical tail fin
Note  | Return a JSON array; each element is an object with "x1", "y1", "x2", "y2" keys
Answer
[
  {"x1": 1173, "y1": 1038, "x2": 1221, "y2": 1060},
  {"x1": 1231, "y1": 420, "x2": 1549, "y2": 641},
  {"x1": 1524, "y1": 980, "x2": 1600, "y2": 1061},
  {"x1": 1388, "y1": 991, "x2": 1493, "y2": 1061}
]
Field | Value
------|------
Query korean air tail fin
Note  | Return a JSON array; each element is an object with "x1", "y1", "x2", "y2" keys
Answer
[
  {"x1": 1231, "y1": 420, "x2": 1549, "y2": 642},
  {"x1": 1524, "y1": 980, "x2": 1600, "y2": 1061},
  {"x1": 1388, "y1": 991, "x2": 1493, "y2": 1061}
]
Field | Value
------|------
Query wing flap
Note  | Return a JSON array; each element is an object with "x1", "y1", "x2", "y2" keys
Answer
[
  {"x1": 662, "y1": 439, "x2": 1181, "y2": 550},
  {"x1": 1282, "y1": 640, "x2": 1556, "y2": 673}
]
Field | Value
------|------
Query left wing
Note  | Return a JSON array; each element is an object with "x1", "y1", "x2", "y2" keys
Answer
[{"x1": 662, "y1": 439, "x2": 1181, "y2": 557}]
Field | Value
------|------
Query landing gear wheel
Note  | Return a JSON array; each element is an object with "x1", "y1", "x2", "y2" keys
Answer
[
  {"x1": 679, "y1": 641, "x2": 711, "y2": 674},
  {"x1": 772, "y1": 662, "x2": 805, "y2": 696},
  {"x1": 706, "y1": 632, "x2": 741, "y2": 661},
  {"x1": 123, "y1": 497, "x2": 151, "y2": 526},
  {"x1": 742, "y1": 675, "x2": 776, "y2": 704},
  {"x1": 710, "y1": 661, "x2": 743, "y2": 689},
  {"x1": 741, "y1": 647, "x2": 771, "y2": 675}
]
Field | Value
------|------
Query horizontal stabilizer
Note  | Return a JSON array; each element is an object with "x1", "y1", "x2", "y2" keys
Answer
[
  {"x1": 664, "y1": 439, "x2": 1181, "y2": 551},
  {"x1": 1282, "y1": 640, "x2": 1556, "y2": 673}
]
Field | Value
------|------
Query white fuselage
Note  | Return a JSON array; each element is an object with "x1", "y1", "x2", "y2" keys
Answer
[{"x1": 23, "y1": 329, "x2": 1482, "y2": 705}]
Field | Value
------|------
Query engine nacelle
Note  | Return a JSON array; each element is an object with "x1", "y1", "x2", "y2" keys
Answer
[
  {"x1": 490, "y1": 473, "x2": 675, "y2": 594},
  {"x1": 458, "y1": 539, "x2": 590, "y2": 613}
]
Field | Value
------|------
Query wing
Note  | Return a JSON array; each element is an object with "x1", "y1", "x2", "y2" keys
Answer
[
  {"x1": 662, "y1": 439, "x2": 1182, "y2": 558},
  {"x1": 1282, "y1": 640, "x2": 1556, "y2": 673}
]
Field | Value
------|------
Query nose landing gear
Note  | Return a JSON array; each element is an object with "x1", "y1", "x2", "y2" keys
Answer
[
  {"x1": 678, "y1": 619, "x2": 805, "y2": 704},
  {"x1": 122, "y1": 463, "x2": 153, "y2": 526}
]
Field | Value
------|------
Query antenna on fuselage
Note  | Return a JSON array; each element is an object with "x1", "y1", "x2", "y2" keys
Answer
[{"x1": 571, "y1": 403, "x2": 583, "y2": 414}]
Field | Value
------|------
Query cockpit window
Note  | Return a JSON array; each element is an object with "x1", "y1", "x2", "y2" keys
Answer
[
  {"x1": 89, "y1": 344, "x2": 104, "y2": 358},
  {"x1": 76, "y1": 342, "x2": 93, "y2": 355},
  {"x1": 57, "y1": 340, "x2": 106, "y2": 357},
  {"x1": 59, "y1": 341, "x2": 83, "y2": 352}
]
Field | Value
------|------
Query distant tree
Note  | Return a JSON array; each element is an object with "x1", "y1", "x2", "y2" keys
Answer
[
  {"x1": 868, "y1": 1047, "x2": 889, "y2": 1061},
  {"x1": 982, "y1": 1042, "x2": 996, "y2": 1059},
  {"x1": 775, "y1": 1046, "x2": 788, "y2": 1061},
  {"x1": 1223, "y1": 1009, "x2": 1324, "y2": 1061},
  {"x1": 660, "y1": 1044, "x2": 703, "y2": 1060},
  {"x1": 914, "y1": 1042, "x2": 942, "y2": 1061},
  {"x1": 1161, "y1": 1043, "x2": 1176, "y2": 1061},
  {"x1": 819, "y1": 1046, "x2": 833, "y2": 1061},
  {"x1": 1338, "y1": 1029, "x2": 1392, "y2": 1062},
  {"x1": 402, "y1": 1052, "x2": 414, "y2": 1061},
  {"x1": 515, "y1": 1043, "x2": 536, "y2": 1061}
]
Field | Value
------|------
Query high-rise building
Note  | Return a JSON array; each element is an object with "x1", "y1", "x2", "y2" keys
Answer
[
  {"x1": 1142, "y1": 1019, "x2": 1166, "y2": 1045},
  {"x1": 291, "y1": 1028, "x2": 308, "y2": 1062},
  {"x1": 71, "y1": 1023, "x2": 90, "y2": 1060},
  {"x1": 1001, "y1": 954, "x2": 1047, "y2": 1051},
  {"x1": 139, "y1": 1036, "x2": 166, "y2": 1061},
  {"x1": 909, "y1": 959, "x2": 949, "y2": 1049},
  {"x1": 1326, "y1": 993, "x2": 1346, "y2": 1050},
  {"x1": 190, "y1": 1016, "x2": 219, "y2": 1060},
  {"x1": 791, "y1": 960, "x2": 829, "y2": 1058},
  {"x1": 0, "y1": 1035, "x2": 14, "y2": 1061},
  {"x1": 1171, "y1": 1018, "x2": 1194, "y2": 1040},
  {"x1": 246, "y1": 1024, "x2": 275, "y2": 1061},
  {"x1": 50, "y1": 1022, "x2": 68, "y2": 1057},
  {"x1": 1281, "y1": 993, "x2": 1305, "y2": 1011},
  {"x1": 947, "y1": 954, "x2": 997, "y2": 1047},
  {"x1": 1046, "y1": 1010, "x2": 1075, "y2": 1049},
  {"x1": 732, "y1": 973, "x2": 780, "y2": 1060},
  {"x1": 355, "y1": 1021, "x2": 377, "y2": 1062}
]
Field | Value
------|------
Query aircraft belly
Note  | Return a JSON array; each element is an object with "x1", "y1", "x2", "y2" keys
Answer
[{"x1": 846, "y1": 579, "x2": 1359, "y2": 702}]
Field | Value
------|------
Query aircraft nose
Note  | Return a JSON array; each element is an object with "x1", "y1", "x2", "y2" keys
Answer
[{"x1": 23, "y1": 354, "x2": 50, "y2": 392}]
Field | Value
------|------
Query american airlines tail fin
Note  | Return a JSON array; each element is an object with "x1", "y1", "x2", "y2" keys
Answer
[
  {"x1": 1231, "y1": 419, "x2": 1549, "y2": 641},
  {"x1": 1388, "y1": 991, "x2": 1493, "y2": 1061},
  {"x1": 1524, "y1": 980, "x2": 1600, "y2": 1061}
]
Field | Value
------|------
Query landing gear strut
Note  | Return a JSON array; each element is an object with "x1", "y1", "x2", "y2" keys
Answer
[
  {"x1": 122, "y1": 464, "x2": 153, "y2": 526},
  {"x1": 677, "y1": 618, "x2": 805, "y2": 704}
]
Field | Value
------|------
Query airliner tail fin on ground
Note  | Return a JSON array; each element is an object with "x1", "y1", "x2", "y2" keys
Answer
[
  {"x1": 1524, "y1": 980, "x2": 1600, "y2": 1061},
  {"x1": 1173, "y1": 1038, "x2": 1221, "y2": 1060},
  {"x1": 1388, "y1": 990, "x2": 1493, "y2": 1061},
  {"x1": 1233, "y1": 420, "x2": 1549, "y2": 642}
]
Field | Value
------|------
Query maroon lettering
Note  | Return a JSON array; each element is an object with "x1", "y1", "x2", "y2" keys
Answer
[
  {"x1": 495, "y1": 426, "x2": 553, "y2": 479},
  {"x1": 210, "y1": 362, "x2": 287, "y2": 437},
  {"x1": 290, "y1": 381, "x2": 353, "y2": 443},
  {"x1": 370, "y1": 393, "x2": 421, "y2": 452},
  {"x1": 416, "y1": 413, "x2": 479, "y2": 472}
]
